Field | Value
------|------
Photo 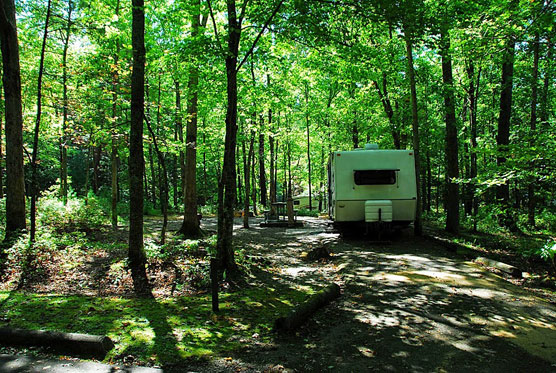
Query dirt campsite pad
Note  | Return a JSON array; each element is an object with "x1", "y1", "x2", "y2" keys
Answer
[
  {"x1": 195, "y1": 216, "x2": 556, "y2": 372},
  {"x1": 1, "y1": 216, "x2": 555, "y2": 372}
]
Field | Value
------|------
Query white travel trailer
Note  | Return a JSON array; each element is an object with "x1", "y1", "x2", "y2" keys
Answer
[{"x1": 328, "y1": 144, "x2": 417, "y2": 227}]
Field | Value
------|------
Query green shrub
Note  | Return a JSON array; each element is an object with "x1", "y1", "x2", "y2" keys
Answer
[
  {"x1": 297, "y1": 208, "x2": 319, "y2": 217},
  {"x1": 537, "y1": 240, "x2": 556, "y2": 269},
  {"x1": 37, "y1": 186, "x2": 109, "y2": 230}
]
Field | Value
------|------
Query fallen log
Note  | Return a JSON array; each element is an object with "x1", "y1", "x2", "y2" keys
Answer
[
  {"x1": 475, "y1": 257, "x2": 522, "y2": 278},
  {"x1": 274, "y1": 283, "x2": 340, "y2": 332},
  {"x1": 0, "y1": 327, "x2": 114, "y2": 358}
]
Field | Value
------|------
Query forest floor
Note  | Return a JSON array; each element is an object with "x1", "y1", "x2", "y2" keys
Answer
[{"x1": 1, "y1": 215, "x2": 555, "y2": 372}]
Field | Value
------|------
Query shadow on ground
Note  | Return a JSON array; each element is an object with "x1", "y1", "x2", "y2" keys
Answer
[{"x1": 218, "y1": 217, "x2": 556, "y2": 372}]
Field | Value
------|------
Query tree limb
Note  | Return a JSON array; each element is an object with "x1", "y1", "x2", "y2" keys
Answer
[
  {"x1": 206, "y1": 0, "x2": 224, "y2": 56},
  {"x1": 236, "y1": 0, "x2": 284, "y2": 73}
]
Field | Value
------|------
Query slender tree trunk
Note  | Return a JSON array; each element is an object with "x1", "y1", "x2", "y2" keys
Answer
[
  {"x1": 243, "y1": 133, "x2": 254, "y2": 228},
  {"x1": 145, "y1": 79, "x2": 156, "y2": 208},
  {"x1": 496, "y1": 37, "x2": 516, "y2": 231},
  {"x1": 180, "y1": 1, "x2": 202, "y2": 237},
  {"x1": 85, "y1": 144, "x2": 91, "y2": 205},
  {"x1": 258, "y1": 114, "x2": 267, "y2": 207},
  {"x1": 216, "y1": 0, "x2": 241, "y2": 276},
  {"x1": 269, "y1": 106, "x2": 276, "y2": 215},
  {"x1": 60, "y1": 0, "x2": 73, "y2": 206},
  {"x1": 146, "y1": 116, "x2": 168, "y2": 244},
  {"x1": 154, "y1": 74, "x2": 168, "y2": 242},
  {"x1": 527, "y1": 33, "x2": 539, "y2": 227},
  {"x1": 404, "y1": 31, "x2": 422, "y2": 236},
  {"x1": 539, "y1": 37, "x2": 552, "y2": 127},
  {"x1": 92, "y1": 146, "x2": 100, "y2": 194},
  {"x1": 304, "y1": 82, "x2": 312, "y2": 210},
  {"x1": 319, "y1": 144, "x2": 324, "y2": 211},
  {"x1": 30, "y1": 0, "x2": 52, "y2": 243},
  {"x1": 129, "y1": 0, "x2": 151, "y2": 297},
  {"x1": 352, "y1": 113, "x2": 359, "y2": 149},
  {"x1": 202, "y1": 129, "x2": 208, "y2": 205},
  {"x1": 237, "y1": 152, "x2": 242, "y2": 206},
  {"x1": 0, "y1": 82, "x2": 3, "y2": 199},
  {"x1": 467, "y1": 62, "x2": 480, "y2": 231},
  {"x1": 110, "y1": 0, "x2": 119, "y2": 228},
  {"x1": 175, "y1": 80, "x2": 185, "y2": 204},
  {"x1": 148, "y1": 144, "x2": 156, "y2": 207},
  {"x1": 251, "y1": 137, "x2": 257, "y2": 216},
  {"x1": 440, "y1": 25, "x2": 459, "y2": 234},
  {"x1": 373, "y1": 77, "x2": 401, "y2": 149}
]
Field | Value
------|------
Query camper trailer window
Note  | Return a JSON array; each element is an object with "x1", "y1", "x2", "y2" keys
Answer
[{"x1": 354, "y1": 170, "x2": 396, "y2": 185}]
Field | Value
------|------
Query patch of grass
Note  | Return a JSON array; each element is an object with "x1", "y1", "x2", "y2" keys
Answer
[{"x1": 0, "y1": 286, "x2": 310, "y2": 366}]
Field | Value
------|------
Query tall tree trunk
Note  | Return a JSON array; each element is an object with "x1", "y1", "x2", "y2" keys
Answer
[
  {"x1": 269, "y1": 106, "x2": 276, "y2": 215},
  {"x1": 129, "y1": 0, "x2": 150, "y2": 297},
  {"x1": 0, "y1": 82, "x2": 3, "y2": 199},
  {"x1": 110, "y1": 0, "x2": 119, "y2": 228},
  {"x1": 304, "y1": 82, "x2": 312, "y2": 210},
  {"x1": 216, "y1": 0, "x2": 241, "y2": 276},
  {"x1": 30, "y1": 0, "x2": 52, "y2": 243},
  {"x1": 0, "y1": 0, "x2": 26, "y2": 238},
  {"x1": 175, "y1": 80, "x2": 185, "y2": 205},
  {"x1": 467, "y1": 62, "x2": 480, "y2": 231},
  {"x1": 352, "y1": 112, "x2": 359, "y2": 149},
  {"x1": 251, "y1": 137, "x2": 257, "y2": 216},
  {"x1": 154, "y1": 74, "x2": 168, "y2": 242},
  {"x1": 527, "y1": 33, "x2": 539, "y2": 227},
  {"x1": 180, "y1": 0, "x2": 202, "y2": 237},
  {"x1": 258, "y1": 114, "x2": 267, "y2": 207},
  {"x1": 404, "y1": 31, "x2": 422, "y2": 236},
  {"x1": 242, "y1": 132, "x2": 254, "y2": 228},
  {"x1": 440, "y1": 25, "x2": 459, "y2": 234},
  {"x1": 496, "y1": 37, "x2": 516, "y2": 231},
  {"x1": 319, "y1": 144, "x2": 324, "y2": 211},
  {"x1": 146, "y1": 79, "x2": 156, "y2": 208},
  {"x1": 202, "y1": 128, "x2": 208, "y2": 205},
  {"x1": 146, "y1": 116, "x2": 168, "y2": 244},
  {"x1": 60, "y1": 0, "x2": 73, "y2": 206},
  {"x1": 373, "y1": 76, "x2": 401, "y2": 149},
  {"x1": 539, "y1": 37, "x2": 552, "y2": 127},
  {"x1": 92, "y1": 146, "x2": 100, "y2": 194},
  {"x1": 148, "y1": 144, "x2": 156, "y2": 207}
]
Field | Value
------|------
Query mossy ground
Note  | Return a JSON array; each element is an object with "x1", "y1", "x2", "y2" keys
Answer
[{"x1": 0, "y1": 285, "x2": 310, "y2": 366}]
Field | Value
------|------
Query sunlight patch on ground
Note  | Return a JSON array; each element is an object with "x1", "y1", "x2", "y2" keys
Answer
[
  {"x1": 282, "y1": 266, "x2": 314, "y2": 277},
  {"x1": 371, "y1": 272, "x2": 412, "y2": 283}
]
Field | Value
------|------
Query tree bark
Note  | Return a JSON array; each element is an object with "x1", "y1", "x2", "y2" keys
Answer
[
  {"x1": 539, "y1": 37, "x2": 552, "y2": 127},
  {"x1": 0, "y1": 0, "x2": 26, "y2": 238},
  {"x1": 110, "y1": 0, "x2": 119, "y2": 228},
  {"x1": 60, "y1": 0, "x2": 73, "y2": 206},
  {"x1": 129, "y1": 0, "x2": 151, "y2": 297},
  {"x1": 440, "y1": 25, "x2": 459, "y2": 234},
  {"x1": 268, "y1": 76, "x2": 276, "y2": 213},
  {"x1": 258, "y1": 114, "x2": 267, "y2": 207},
  {"x1": 372, "y1": 77, "x2": 401, "y2": 149},
  {"x1": 304, "y1": 82, "x2": 312, "y2": 210},
  {"x1": 251, "y1": 133, "x2": 257, "y2": 216},
  {"x1": 527, "y1": 33, "x2": 539, "y2": 227},
  {"x1": 216, "y1": 0, "x2": 241, "y2": 276},
  {"x1": 496, "y1": 37, "x2": 516, "y2": 230},
  {"x1": 30, "y1": 0, "x2": 52, "y2": 243},
  {"x1": 467, "y1": 62, "x2": 480, "y2": 231},
  {"x1": 242, "y1": 132, "x2": 254, "y2": 228},
  {"x1": 0, "y1": 81, "x2": 3, "y2": 199},
  {"x1": 404, "y1": 31, "x2": 422, "y2": 236},
  {"x1": 179, "y1": 0, "x2": 202, "y2": 237}
]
